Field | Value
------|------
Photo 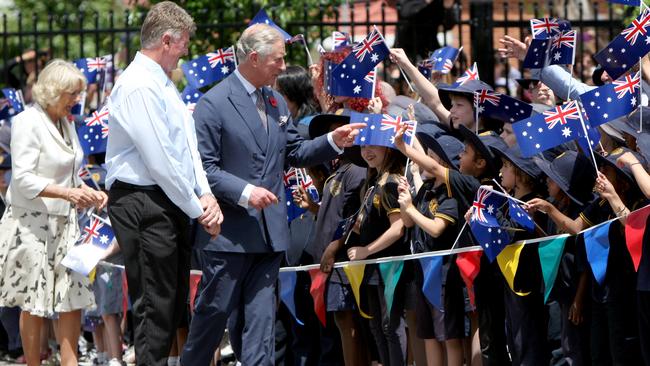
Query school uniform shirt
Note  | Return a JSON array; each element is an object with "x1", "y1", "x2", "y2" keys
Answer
[
  {"x1": 358, "y1": 173, "x2": 408, "y2": 259},
  {"x1": 312, "y1": 162, "x2": 366, "y2": 262},
  {"x1": 410, "y1": 179, "x2": 459, "y2": 254},
  {"x1": 580, "y1": 199, "x2": 639, "y2": 303}
]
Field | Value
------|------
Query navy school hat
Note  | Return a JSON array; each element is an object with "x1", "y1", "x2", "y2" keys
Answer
[
  {"x1": 308, "y1": 110, "x2": 367, "y2": 168},
  {"x1": 636, "y1": 132, "x2": 650, "y2": 165},
  {"x1": 491, "y1": 144, "x2": 542, "y2": 181},
  {"x1": 595, "y1": 147, "x2": 645, "y2": 190},
  {"x1": 457, "y1": 125, "x2": 508, "y2": 177},
  {"x1": 386, "y1": 95, "x2": 439, "y2": 123},
  {"x1": 416, "y1": 132, "x2": 464, "y2": 170},
  {"x1": 608, "y1": 106, "x2": 650, "y2": 139},
  {"x1": 437, "y1": 80, "x2": 494, "y2": 111},
  {"x1": 533, "y1": 151, "x2": 597, "y2": 206}
]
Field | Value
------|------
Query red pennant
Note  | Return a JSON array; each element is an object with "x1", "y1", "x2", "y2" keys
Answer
[
  {"x1": 189, "y1": 271, "x2": 203, "y2": 314},
  {"x1": 625, "y1": 205, "x2": 650, "y2": 271},
  {"x1": 308, "y1": 269, "x2": 328, "y2": 326},
  {"x1": 456, "y1": 250, "x2": 483, "y2": 307}
]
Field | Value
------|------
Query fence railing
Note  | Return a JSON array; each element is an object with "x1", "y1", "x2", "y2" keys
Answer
[{"x1": 0, "y1": 0, "x2": 628, "y2": 102}]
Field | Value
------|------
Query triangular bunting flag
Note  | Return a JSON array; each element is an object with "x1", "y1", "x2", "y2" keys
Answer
[
  {"x1": 497, "y1": 243, "x2": 531, "y2": 296},
  {"x1": 378, "y1": 261, "x2": 404, "y2": 315},
  {"x1": 583, "y1": 221, "x2": 612, "y2": 285},
  {"x1": 625, "y1": 204, "x2": 650, "y2": 271},
  {"x1": 538, "y1": 236, "x2": 568, "y2": 303},
  {"x1": 279, "y1": 272, "x2": 304, "y2": 325},
  {"x1": 308, "y1": 269, "x2": 328, "y2": 326},
  {"x1": 419, "y1": 257, "x2": 443, "y2": 309},
  {"x1": 456, "y1": 250, "x2": 482, "y2": 306},
  {"x1": 342, "y1": 264, "x2": 372, "y2": 319}
]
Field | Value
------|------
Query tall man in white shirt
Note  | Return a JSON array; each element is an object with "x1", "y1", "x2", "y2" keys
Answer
[
  {"x1": 105, "y1": 3, "x2": 222, "y2": 365},
  {"x1": 181, "y1": 24, "x2": 364, "y2": 365}
]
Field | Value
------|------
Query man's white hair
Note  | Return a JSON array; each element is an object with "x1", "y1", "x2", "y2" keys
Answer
[{"x1": 236, "y1": 24, "x2": 284, "y2": 60}]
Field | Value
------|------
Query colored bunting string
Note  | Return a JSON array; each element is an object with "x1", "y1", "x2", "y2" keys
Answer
[
  {"x1": 537, "y1": 236, "x2": 568, "y2": 303},
  {"x1": 378, "y1": 261, "x2": 404, "y2": 315},
  {"x1": 496, "y1": 243, "x2": 531, "y2": 296},
  {"x1": 342, "y1": 264, "x2": 372, "y2": 318}
]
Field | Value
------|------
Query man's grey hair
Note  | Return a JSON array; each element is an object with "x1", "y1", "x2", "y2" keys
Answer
[
  {"x1": 236, "y1": 24, "x2": 284, "y2": 60},
  {"x1": 140, "y1": 1, "x2": 196, "y2": 49}
]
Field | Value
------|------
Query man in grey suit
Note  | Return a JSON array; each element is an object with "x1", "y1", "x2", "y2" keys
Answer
[{"x1": 181, "y1": 24, "x2": 364, "y2": 365}]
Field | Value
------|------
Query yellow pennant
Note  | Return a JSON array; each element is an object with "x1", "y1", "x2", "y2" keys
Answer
[
  {"x1": 497, "y1": 243, "x2": 531, "y2": 296},
  {"x1": 342, "y1": 263, "x2": 372, "y2": 318}
]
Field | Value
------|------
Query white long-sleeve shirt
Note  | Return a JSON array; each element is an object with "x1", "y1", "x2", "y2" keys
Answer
[{"x1": 105, "y1": 52, "x2": 211, "y2": 218}]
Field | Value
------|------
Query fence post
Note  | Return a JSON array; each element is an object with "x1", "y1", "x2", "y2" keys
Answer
[{"x1": 470, "y1": 0, "x2": 494, "y2": 87}]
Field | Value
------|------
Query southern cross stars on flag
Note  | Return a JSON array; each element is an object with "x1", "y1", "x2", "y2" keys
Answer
[
  {"x1": 523, "y1": 29, "x2": 576, "y2": 68},
  {"x1": 249, "y1": 9, "x2": 293, "y2": 42},
  {"x1": 1, "y1": 88, "x2": 24, "y2": 115},
  {"x1": 181, "y1": 46, "x2": 237, "y2": 89},
  {"x1": 513, "y1": 100, "x2": 586, "y2": 157},
  {"x1": 580, "y1": 71, "x2": 641, "y2": 126},
  {"x1": 474, "y1": 90, "x2": 533, "y2": 123},
  {"x1": 74, "y1": 57, "x2": 106, "y2": 84},
  {"x1": 77, "y1": 108, "x2": 109, "y2": 155},
  {"x1": 329, "y1": 65, "x2": 377, "y2": 99},
  {"x1": 471, "y1": 186, "x2": 503, "y2": 227},
  {"x1": 79, "y1": 214, "x2": 115, "y2": 250},
  {"x1": 452, "y1": 62, "x2": 479, "y2": 87},
  {"x1": 333, "y1": 31, "x2": 351, "y2": 51},
  {"x1": 330, "y1": 27, "x2": 389, "y2": 94},
  {"x1": 507, "y1": 198, "x2": 535, "y2": 231},
  {"x1": 594, "y1": 9, "x2": 650, "y2": 80},
  {"x1": 351, "y1": 112, "x2": 417, "y2": 149},
  {"x1": 469, "y1": 186, "x2": 510, "y2": 262},
  {"x1": 430, "y1": 46, "x2": 460, "y2": 74},
  {"x1": 181, "y1": 86, "x2": 204, "y2": 114},
  {"x1": 530, "y1": 17, "x2": 571, "y2": 39}
]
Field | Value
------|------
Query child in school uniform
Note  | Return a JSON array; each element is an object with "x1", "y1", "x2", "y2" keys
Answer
[
  {"x1": 395, "y1": 123, "x2": 511, "y2": 366},
  {"x1": 397, "y1": 131, "x2": 466, "y2": 366},
  {"x1": 525, "y1": 151, "x2": 596, "y2": 366},
  {"x1": 345, "y1": 140, "x2": 408, "y2": 365},
  {"x1": 492, "y1": 145, "x2": 549, "y2": 365}
]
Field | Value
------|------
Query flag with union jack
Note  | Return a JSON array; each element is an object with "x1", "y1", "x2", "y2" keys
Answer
[
  {"x1": 351, "y1": 112, "x2": 417, "y2": 149},
  {"x1": 77, "y1": 107, "x2": 109, "y2": 155},
  {"x1": 469, "y1": 186, "x2": 510, "y2": 262},
  {"x1": 284, "y1": 167, "x2": 319, "y2": 222},
  {"x1": 79, "y1": 214, "x2": 114, "y2": 249},
  {"x1": 329, "y1": 64, "x2": 377, "y2": 99},
  {"x1": 181, "y1": 46, "x2": 237, "y2": 89},
  {"x1": 333, "y1": 31, "x2": 351, "y2": 51},
  {"x1": 530, "y1": 17, "x2": 571, "y2": 39},
  {"x1": 524, "y1": 29, "x2": 576, "y2": 68},
  {"x1": 84, "y1": 105, "x2": 109, "y2": 127},
  {"x1": 1, "y1": 88, "x2": 24, "y2": 116},
  {"x1": 430, "y1": 46, "x2": 460, "y2": 74},
  {"x1": 74, "y1": 57, "x2": 106, "y2": 84},
  {"x1": 580, "y1": 71, "x2": 641, "y2": 127},
  {"x1": 512, "y1": 100, "x2": 587, "y2": 157},
  {"x1": 474, "y1": 90, "x2": 533, "y2": 123},
  {"x1": 452, "y1": 62, "x2": 479, "y2": 87},
  {"x1": 331, "y1": 27, "x2": 389, "y2": 93},
  {"x1": 418, "y1": 59, "x2": 434, "y2": 79},
  {"x1": 594, "y1": 9, "x2": 650, "y2": 80}
]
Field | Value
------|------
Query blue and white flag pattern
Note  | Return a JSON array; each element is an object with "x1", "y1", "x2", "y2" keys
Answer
[
  {"x1": 352, "y1": 112, "x2": 417, "y2": 149},
  {"x1": 580, "y1": 71, "x2": 641, "y2": 126}
]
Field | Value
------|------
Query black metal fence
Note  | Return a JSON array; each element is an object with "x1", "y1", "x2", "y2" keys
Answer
[{"x1": 0, "y1": 0, "x2": 630, "y2": 99}]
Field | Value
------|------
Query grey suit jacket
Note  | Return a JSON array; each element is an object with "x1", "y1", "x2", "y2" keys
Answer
[{"x1": 194, "y1": 73, "x2": 339, "y2": 253}]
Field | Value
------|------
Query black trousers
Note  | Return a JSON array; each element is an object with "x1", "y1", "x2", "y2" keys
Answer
[{"x1": 108, "y1": 184, "x2": 191, "y2": 366}]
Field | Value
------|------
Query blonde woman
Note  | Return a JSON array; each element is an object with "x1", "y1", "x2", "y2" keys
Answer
[{"x1": 0, "y1": 59, "x2": 107, "y2": 366}]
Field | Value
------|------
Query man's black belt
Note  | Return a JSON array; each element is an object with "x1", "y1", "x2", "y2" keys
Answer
[{"x1": 112, "y1": 180, "x2": 163, "y2": 192}]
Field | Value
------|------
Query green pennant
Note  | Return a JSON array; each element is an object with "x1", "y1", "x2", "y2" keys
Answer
[
  {"x1": 378, "y1": 261, "x2": 404, "y2": 315},
  {"x1": 538, "y1": 236, "x2": 568, "y2": 303}
]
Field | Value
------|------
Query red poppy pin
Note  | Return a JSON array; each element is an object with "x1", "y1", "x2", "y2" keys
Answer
[{"x1": 269, "y1": 96, "x2": 278, "y2": 108}]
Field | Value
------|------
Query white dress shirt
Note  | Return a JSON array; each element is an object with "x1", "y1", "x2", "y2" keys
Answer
[
  {"x1": 106, "y1": 52, "x2": 211, "y2": 219},
  {"x1": 232, "y1": 69, "x2": 343, "y2": 208}
]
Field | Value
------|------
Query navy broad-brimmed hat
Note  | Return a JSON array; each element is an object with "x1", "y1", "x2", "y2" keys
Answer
[
  {"x1": 637, "y1": 132, "x2": 650, "y2": 165},
  {"x1": 0, "y1": 153, "x2": 11, "y2": 170},
  {"x1": 533, "y1": 151, "x2": 596, "y2": 206},
  {"x1": 308, "y1": 110, "x2": 367, "y2": 167},
  {"x1": 416, "y1": 132, "x2": 464, "y2": 170},
  {"x1": 491, "y1": 145, "x2": 542, "y2": 181},
  {"x1": 595, "y1": 147, "x2": 645, "y2": 189},
  {"x1": 386, "y1": 95, "x2": 439, "y2": 123},
  {"x1": 437, "y1": 80, "x2": 494, "y2": 111},
  {"x1": 609, "y1": 107, "x2": 650, "y2": 138},
  {"x1": 457, "y1": 125, "x2": 508, "y2": 177}
]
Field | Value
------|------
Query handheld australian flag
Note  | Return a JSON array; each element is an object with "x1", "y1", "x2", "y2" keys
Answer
[
  {"x1": 333, "y1": 31, "x2": 351, "y2": 51},
  {"x1": 452, "y1": 62, "x2": 479, "y2": 87},
  {"x1": 1, "y1": 88, "x2": 24, "y2": 115},
  {"x1": 430, "y1": 46, "x2": 460, "y2": 74},
  {"x1": 469, "y1": 186, "x2": 511, "y2": 262},
  {"x1": 73, "y1": 57, "x2": 106, "y2": 84},
  {"x1": 417, "y1": 58, "x2": 434, "y2": 79},
  {"x1": 284, "y1": 167, "x2": 319, "y2": 222},
  {"x1": 249, "y1": 9, "x2": 293, "y2": 42},
  {"x1": 530, "y1": 17, "x2": 571, "y2": 39},
  {"x1": 79, "y1": 214, "x2": 115, "y2": 250},
  {"x1": 182, "y1": 46, "x2": 237, "y2": 89},
  {"x1": 331, "y1": 27, "x2": 389, "y2": 93},
  {"x1": 580, "y1": 71, "x2": 641, "y2": 126},
  {"x1": 83, "y1": 105, "x2": 109, "y2": 127},
  {"x1": 330, "y1": 66, "x2": 377, "y2": 99},
  {"x1": 507, "y1": 198, "x2": 535, "y2": 231},
  {"x1": 512, "y1": 100, "x2": 585, "y2": 157},
  {"x1": 78, "y1": 107, "x2": 109, "y2": 155},
  {"x1": 352, "y1": 112, "x2": 417, "y2": 149},
  {"x1": 474, "y1": 89, "x2": 533, "y2": 123},
  {"x1": 181, "y1": 86, "x2": 204, "y2": 114},
  {"x1": 523, "y1": 29, "x2": 576, "y2": 68},
  {"x1": 594, "y1": 9, "x2": 650, "y2": 80}
]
